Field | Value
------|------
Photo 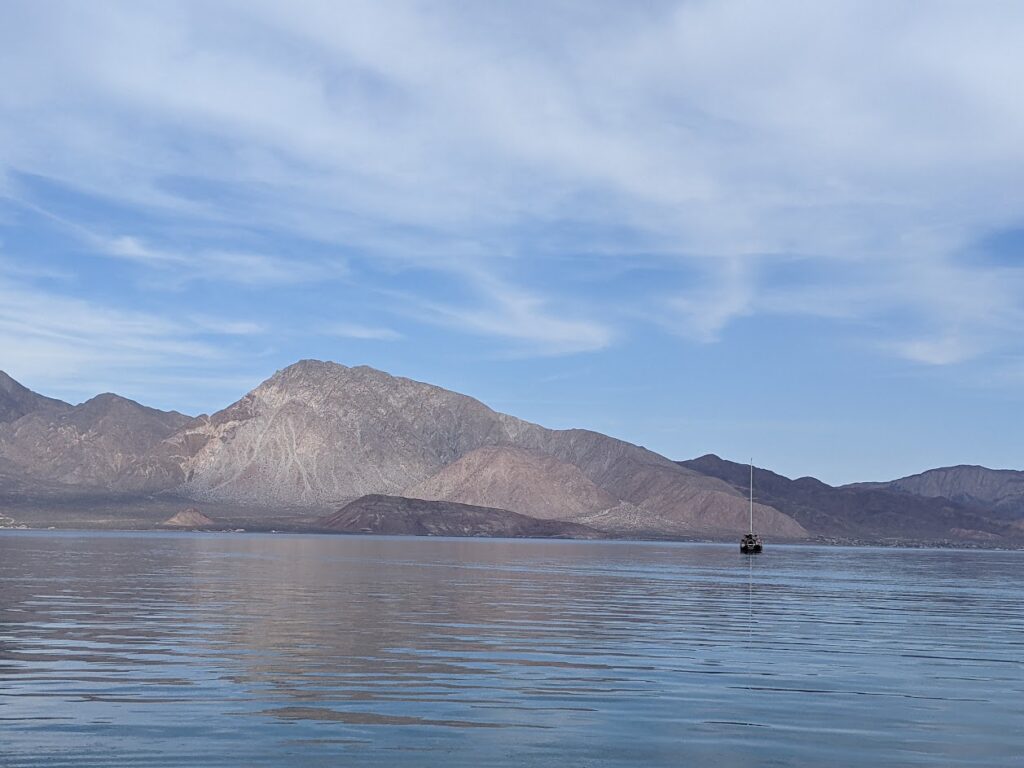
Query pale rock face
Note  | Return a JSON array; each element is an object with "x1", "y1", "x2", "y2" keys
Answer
[
  {"x1": 406, "y1": 445, "x2": 620, "y2": 520},
  {"x1": 162, "y1": 507, "x2": 215, "y2": 527},
  {"x1": 176, "y1": 361, "x2": 514, "y2": 506},
  {"x1": 886, "y1": 466, "x2": 1024, "y2": 518},
  {"x1": 569, "y1": 502, "x2": 689, "y2": 535}
]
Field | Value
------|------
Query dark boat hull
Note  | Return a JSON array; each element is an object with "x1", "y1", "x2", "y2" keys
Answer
[{"x1": 740, "y1": 533, "x2": 763, "y2": 553}]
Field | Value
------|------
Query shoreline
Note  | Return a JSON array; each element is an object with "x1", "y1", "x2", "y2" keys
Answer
[{"x1": 2, "y1": 523, "x2": 1021, "y2": 551}]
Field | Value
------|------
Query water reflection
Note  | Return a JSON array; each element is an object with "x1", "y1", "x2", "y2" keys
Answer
[{"x1": 1, "y1": 532, "x2": 1023, "y2": 767}]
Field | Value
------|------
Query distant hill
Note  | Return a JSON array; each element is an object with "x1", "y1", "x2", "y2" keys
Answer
[
  {"x1": 848, "y1": 465, "x2": 1024, "y2": 521},
  {"x1": 318, "y1": 494, "x2": 600, "y2": 538},
  {"x1": 679, "y1": 454, "x2": 1021, "y2": 544},
  {"x1": 0, "y1": 390, "x2": 193, "y2": 492}
]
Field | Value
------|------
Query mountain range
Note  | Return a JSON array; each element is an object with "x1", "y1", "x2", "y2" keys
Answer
[{"x1": 0, "y1": 361, "x2": 1021, "y2": 546}]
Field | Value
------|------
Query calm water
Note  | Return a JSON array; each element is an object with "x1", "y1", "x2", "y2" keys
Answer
[{"x1": 1, "y1": 532, "x2": 1022, "y2": 767}]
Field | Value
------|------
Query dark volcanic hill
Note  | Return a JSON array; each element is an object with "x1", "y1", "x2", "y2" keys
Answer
[
  {"x1": 850, "y1": 466, "x2": 1024, "y2": 521},
  {"x1": 319, "y1": 494, "x2": 600, "y2": 538},
  {"x1": 679, "y1": 454, "x2": 1021, "y2": 544}
]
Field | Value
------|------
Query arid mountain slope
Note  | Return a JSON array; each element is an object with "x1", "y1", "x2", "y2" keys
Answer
[
  {"x1": 504, "y1": 424, "x2": 806, "y2": 537},
  {"x1": 854, "y1": 466, "x2": 1024, "y2": 521},
  {"x1": 10, "y1": 363, "x2": 1014, "y2": 544},
  {"x1": 175, "y1": 360, "x2": 807, "y2": 537},
  {"x1": 680, "y1": 455, "x2": 1021, "y2": 543},
  {"x1": 0, "y1": 371, "x2": 70, "y2": 423},
  {"x1": 174, "y1": 361, "x2": 513, "y2": 506},
  {"x1": 406, "y1": 445, "x2": 619, "y2": 520},
  {"x1": 0, "y1": 392, "x2": 193, "y2": 492}
]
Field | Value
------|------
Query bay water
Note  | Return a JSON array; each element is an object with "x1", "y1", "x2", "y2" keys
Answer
[{"x1": 1, "y1": 531, "x2": 1021, "y2": 766}]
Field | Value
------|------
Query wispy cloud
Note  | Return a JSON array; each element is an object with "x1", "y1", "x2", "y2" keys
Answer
[
  {"x1": 664, "y1": 258, "x2": 755, "y2": 343},
  {"x1": 1, "y1": 0, "x2": 1023, "y2": 372},
  {"x1": 188, "y1": 316, "x2": 266, "y2": 336},
  {"x1": 327, "y1": 323, "x2": 403, "y2": 341},
  {"x1": 0, "y1": 276, "x2": 215, "y2": 380},
  {"x1": 408, "y1": 270, "x2": 613, "y2": 356},
  {"x1": 886, "y1": 335, "x2": 975, "y2": 367},
  {"x1": 0, "y1": 254, "x2": 73, "y2": 282},
  {"x1": 0, "y1": 270, "x2": 270, "y2": 408},
  {"x1": 101, "y1": 235, "x2": 346, "y2": 287}
]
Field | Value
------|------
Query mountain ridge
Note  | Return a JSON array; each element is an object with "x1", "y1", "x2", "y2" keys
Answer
[
  {"x1": 846, "y1": 464, "x2": 1024, "y2": 520},
  {"x1": 680, "y1": 454, "x2": 1021, "y2": 543},
  {"x1": 0, "y1": 371, "x2": 71, "y2": 424},
  {"x1": 0, "y1": 363, "x2": 1019, "y2": 545},
  {"x1": 0, "y1": 378, "x2": 193, "y2": 493}
]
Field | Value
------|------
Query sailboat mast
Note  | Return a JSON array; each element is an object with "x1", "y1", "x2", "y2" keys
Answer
[{"x1": 749, "y1": 459, "x2": 753, "y2": 534}]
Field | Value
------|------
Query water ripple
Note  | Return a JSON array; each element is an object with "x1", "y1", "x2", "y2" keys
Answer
[{"x1": 1, "y1": 531, "x2": 1022, "y2": 767}]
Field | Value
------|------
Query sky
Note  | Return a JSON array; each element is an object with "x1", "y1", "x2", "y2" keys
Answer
[{"x1": 1, "y1": 0, "x2": 1023, "y2": 484}]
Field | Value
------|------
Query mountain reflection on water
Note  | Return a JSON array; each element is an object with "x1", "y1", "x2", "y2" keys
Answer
[{"x1": 1, "y1": 531, "x2": 1022, "y2": 767}]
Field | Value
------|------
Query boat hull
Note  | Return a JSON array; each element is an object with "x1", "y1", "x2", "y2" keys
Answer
[{"x1": 740, "y1": 533, "x2": 763, "y2": 553}]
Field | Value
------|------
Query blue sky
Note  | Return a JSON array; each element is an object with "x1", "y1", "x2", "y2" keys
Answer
[{"x1": 1, "y1": 1, "x2": 1022, "y2": 484}]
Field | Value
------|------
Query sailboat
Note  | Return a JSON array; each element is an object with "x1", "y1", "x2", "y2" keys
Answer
[{"x1": 740, "y1": 459, "x2": 763, "y2": 553}]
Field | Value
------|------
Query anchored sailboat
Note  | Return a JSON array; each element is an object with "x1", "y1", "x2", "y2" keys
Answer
[{"x1": 740, "y1": 459, "x2": 763, "y2": 553}]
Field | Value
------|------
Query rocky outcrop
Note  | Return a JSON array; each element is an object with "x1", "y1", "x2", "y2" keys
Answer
[
  {"x1": 406, "y1": 445, "x2": 619, "y2": 520},
  {"x1": 318, "y1": 494, "x2": 600, "y2": 538},
  {"x1": 173, "y1": 361, "x2": 512, "y2": 507},
  {"x1": 0, "y1": 392, "x2": 193, "y2": 492},
  {"x1": 0, "y1": 371, "x2": 70, "y2": 423},
  {"x1": 859, "y1": 465, "x2": 1024, "y2": 521},
  {"x1": 162, "y1": 507, "x2": 216, "y2": 528}
]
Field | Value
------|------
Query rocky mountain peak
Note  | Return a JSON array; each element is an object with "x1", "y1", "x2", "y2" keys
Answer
[
  {"x1": 267, "y1": 358, "x2": 350, "y2": 384},
  {"x1": 0, "y1": 371, "x2": 71, "y2": 423},
  {"x1": 881, "y1": 464, "x2": 1024, "y2": 519},
  {"x1": 0, "y1": 384, "x2": 194, "y2": 492},
  {"x1": 0, "y1": 370, "x2": 20, "y2": 393},
  {"x1": 73, "y1": 392, "x2": 190, "y2": 422},
  {"x1": 81, "y1": 391, "x2": 133, "y2": 407},
  {"x1": 178, "y1": 359, "x2": 514, "y2": 506},
  {"x1": 258, "y1": 360, "x2": 455, "y2": 405}
]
